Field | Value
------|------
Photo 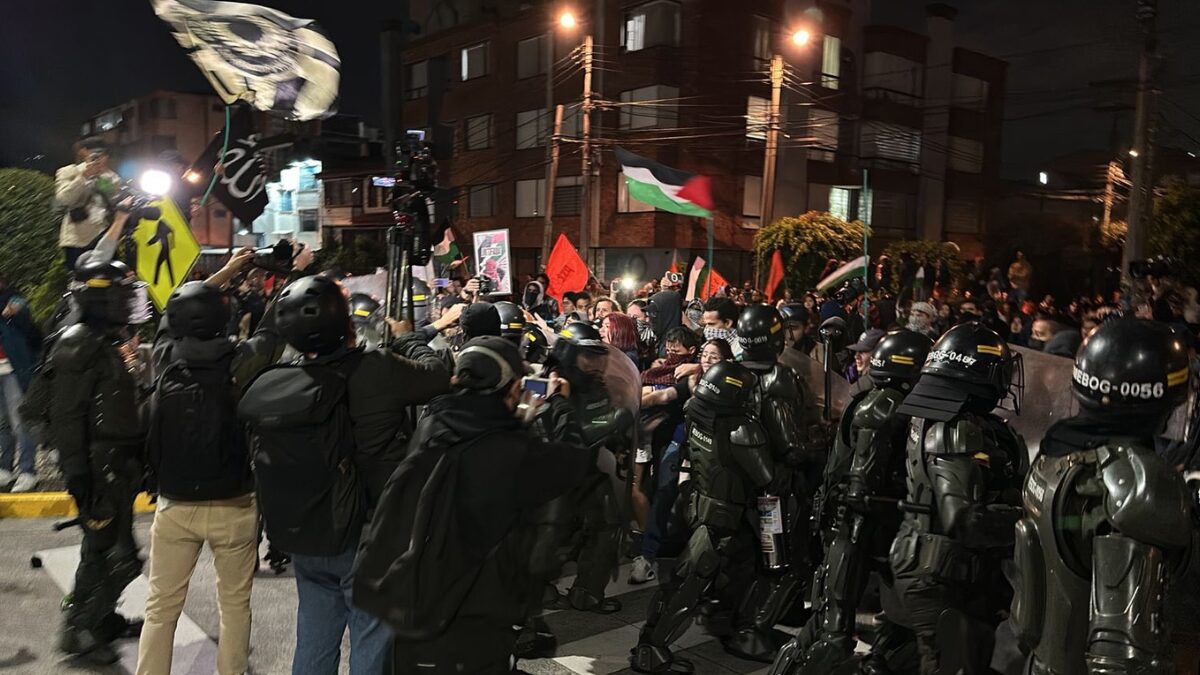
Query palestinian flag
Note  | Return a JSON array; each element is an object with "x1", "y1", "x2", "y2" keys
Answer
[
  {"x1": 432, "y1": 228, "x2": 460, "y2": 268},
  {"x1": 616, "y1": 147, "x2": 713, "y2": 218},
  {"x1": 816, "y1": 256, "x2": 868, "y2": 293},
  {"x1": 686, "y1": 256, "x2": 728, "y2": 301}
]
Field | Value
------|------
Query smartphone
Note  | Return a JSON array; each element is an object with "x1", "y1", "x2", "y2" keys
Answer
[{"x1": 522, "y1": 376, "x2": 551, "y2": 398}]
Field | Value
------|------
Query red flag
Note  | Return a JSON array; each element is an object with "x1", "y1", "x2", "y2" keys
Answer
[
  {"x1": 764, "y1": 250, "x2": 785, "y2": 302},
  {"x1": 545, "y1": 234, "x2": 589, "y2": 302},
  {"x1": 676, "y1": 175, "x2": 714, "y2": 212}
]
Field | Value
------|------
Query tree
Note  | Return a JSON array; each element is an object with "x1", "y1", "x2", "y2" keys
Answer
[
  {"x1": 315, "y1": 234, "x2": 387, "y2": 276},
  {"x1": 880, "y1": 240, "x2": 963, "y2": 296},
  {"x1": 753, "y1": 211, "x2": 867, "y2": 292},
  {"x1": 0, "y1": 168, "x2": 65, "y2": 321},
  {"x1": 1150, "y1": 179, "x2": 1200, "y2": 289}
]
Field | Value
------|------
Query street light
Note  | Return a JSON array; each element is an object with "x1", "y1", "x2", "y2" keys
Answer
[
  {"x1": 791, "y1": 29, "x2": 812, "y2": 47},
  {"x1": 139, "y1": 169, "x2": 173, "y2": 196},
  {"x1": 1128, "y1": 148, "x2": 1139, "y2": 158},
  {"x1": 559, "y1": 10, "x2": 577, "y2": 29},
  {"x1": 1037, "y1": 171, "x2": 1048, "y2": 185}
]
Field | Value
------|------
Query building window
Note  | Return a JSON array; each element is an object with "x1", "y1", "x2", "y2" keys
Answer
[
  {"x1": 323, "y1": 179, "x2": 356, "y2": 206},
  {"x1": 829, "y1": 187, "x2": 851, "y2": 221},
  {"x1": 366, "y1": 183, "x2": 388, "y2": 209},
  {"x1": 298, "y1": 164, "x2": 318, "y2": 190},
  {"x1": 465, "y1": 114, "x2": 492, "y2": 150},
  {"x1": 299, "y1": 209, "x2": 319, "y2": 232},
  {"x1": 863, "y1": 52, "x2": 923, "y2": 104},
  {"x1": 861, "y1": 121, "x2": 921, "y2": 165},
  {"x1": 622, "y1": 1, "x2": 680, "y2": 52},
  {"x1": 517, "y1": 35, "x2": 546, "y2": 79},
  {"x1": 618, "y1": 177, "x2": 655, "y2": 212},
  {"x1": 752, "y1": 16, "x2": 771, "y2": 70},
  {"x1": 461, "y1": 42, "x2": 489, "y2": 81},
  {"x1": 515, "y1": 178, "x2": 546, "y2": 217},
  {"x1": 945, "y1": 199, "x2": 981, "y2": 234},
  {"x1": 516, "y1": 108, "x2": 549, "y2": 149},
  {"x1": 279, "y1": 189, "x2": 294, "y2": 213},
  {"x1": 809, "y1": 108, "x2": 839, "y2": 162},
  {"x1": 151, "y1": 135, "x2": 177, "y2": 152},
  {"x1": 560, "y1": 103, "x2": 582, "y2": 139},
  {"x1": 746, "y1": 95, "x2": 769, "y2": 141},
  {"x1": 821, "y1": 35, "x2": 841, "y2": 89},
  {"x1": 554, "y1": 176, "x2": 584, "y2": 216},
  {"x1": 743, "y1": 176, "x2": 762, "y2": 217},
  {"x1": 858, "y1": 189, "x2": 872, "y2": 224},
  {"x1": 148, "y1": 97, "x2": 177, "y2": 120},
  {"x1": 948, "y1": 136, "x2": 984, "y2": 173},
  {"x1": 468, "y1": 184, "x2": 495, "y2": 217},
  {"x1": 619, "y1": 85, "x2": 679, "y2": 129},
  {"x1": 951, "y1": 73, "x2": 989, "y2": 112},
  {"x1": 406, "y1": 60, "x2": 428, "y2": 99}
]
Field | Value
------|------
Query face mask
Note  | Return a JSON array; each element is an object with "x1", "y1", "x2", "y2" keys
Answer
[
  {"x1": 704, "y1": 327, "x2": 735, "y2": 343},
  {"x1": 906, "y1": 316, "x2": 931, "y2": 333}
]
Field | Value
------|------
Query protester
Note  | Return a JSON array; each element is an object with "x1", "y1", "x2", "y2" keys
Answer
[
  {"x1": 592, "y1": 296, "x2": 621, "y2": 320},
  {"x1": 55, "y1": 137, "x2": 122, "y2": 271},
  {"x1": 600, "y1": 311, "x2": 639, "y2": 364},
  {"x1": 238, "y1": 275, "x2": 450, "y2": 675},
  {"x1": 700, "y1": 297, "x2": 740, "y2": 356},
  {"x1": 846, "y1": 328, "x2": 885, "y2": 394},
  {"x1": 905, "y1": 301, "x2": 939, "y2": 340},
  {"x1": 1007, "y1": 250, "x2": 1033, "y2": 305},
  {"x1": 0, "y1": 271, "x2": 42, "y2": 492},
  {"x1": 138, "y1": 249, "x2": 290, "y2": 675}
]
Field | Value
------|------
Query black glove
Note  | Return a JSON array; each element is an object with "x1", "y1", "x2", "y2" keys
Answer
[{"x1": 66, "y1": 473, "x2": 93, "y2": 511}]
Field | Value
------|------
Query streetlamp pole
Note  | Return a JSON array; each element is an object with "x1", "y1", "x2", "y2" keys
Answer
[
  {"x1": 1123, "y1": 0, "x2": 1158, "y2": 280},
  {"x1": 579, "y1": 33, "x2": 594, "y2": 262},
  {"x1": 541, "y1": 24, "x2": 558, "y2": 264},
  {"x1": 759, "y1": 54, "x2": 784, "y2": 232}
]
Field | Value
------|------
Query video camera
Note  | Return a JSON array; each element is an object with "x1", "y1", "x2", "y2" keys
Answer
[
  {"x1": 475, "y1": 275, "x2": 495, "y2": 295},
  {"x1": 395, "y1": 132, "x2": 437, "y2": 192},
  {"x1": 1129, "y1": 256, "x2": 1174, "y2": 280},
  {"x1": 250, "y1": 239, "x2": 296, "y2": 275}
]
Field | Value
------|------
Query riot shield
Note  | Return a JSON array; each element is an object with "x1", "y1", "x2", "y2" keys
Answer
[
  {"x1": 600, "y1": 343, "x2": 642, "y2": 529},
  {"x1": 995, "y1": 346, "x2": 1077, "y2": 459}
]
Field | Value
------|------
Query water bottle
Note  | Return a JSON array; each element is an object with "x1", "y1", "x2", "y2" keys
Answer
[{"x1": 758, "y1": 492, "x2": 789, "y2": 572}]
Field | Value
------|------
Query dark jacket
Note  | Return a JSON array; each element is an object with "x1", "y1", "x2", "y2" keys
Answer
[
  {"x1": 0, "y1": 291, "x2": 42, "y2": 390},
  {"x1": 312, "y1": 334, "x2": 451, "y2": 508}
]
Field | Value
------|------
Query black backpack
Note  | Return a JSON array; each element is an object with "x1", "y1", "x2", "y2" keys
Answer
[
  {"x1": 352, "y1": 417, "x2": 499, "y2": 640},
  {"x1": 238, "y1": 354, "x2": 366, "y2": 557},
  {"x1": 147, "y1": 357, "x2": 252, "y2": 501}
]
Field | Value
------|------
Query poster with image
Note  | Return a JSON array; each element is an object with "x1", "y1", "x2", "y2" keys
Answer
[{"x1": 472, "y1": 228, "x2": 512, "y2": 295}]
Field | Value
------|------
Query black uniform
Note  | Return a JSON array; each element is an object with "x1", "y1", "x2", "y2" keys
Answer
[
  {"x1": 771, "y1": 329, "x2": 932, "y2": 675},
  {"x1": 40, "y1": 261, "x2": 150, "y2": 663},
  {"x1": 1011, "y1": 319, "x2": 1195, "y2": 675},
  {"x1": 888, "y1": 323, "x2": 1027, "y2": 675},
  {"x1": 632, "y1": 361, "x2": 773, "y2": 673}
]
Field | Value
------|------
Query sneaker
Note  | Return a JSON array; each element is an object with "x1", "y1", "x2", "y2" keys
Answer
[
  {"x1": 0, "y1": 469, "x2": 13, "y2": 488},
  {"x1": 630, "y1": 556, "x2": 656, "y2": 584},
  {"x1": 11, "y1": 473, "x2": 37, "y2": 493}
]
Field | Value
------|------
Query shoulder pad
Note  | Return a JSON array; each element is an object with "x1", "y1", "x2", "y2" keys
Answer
[
  {"x1": 922, "y1": 418, "x2": 985, "y2": 456},
  {"x1": 49, "y1": 324, "x2": 103, "y2": 371},
  {"x1": 759, "y1": 365, "x2": 800, "y2": 398},
  {"x1": 854, "y1": 388, "x2": 904, "y2": 431},
  {"x1": 1099, "y1": 444, "x2": 1192, "y2": 549},
  {"x1": 730, "y1": 419, "x2": 769, "y2": 447}
]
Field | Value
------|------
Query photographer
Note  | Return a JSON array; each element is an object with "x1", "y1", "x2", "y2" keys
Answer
[
  {"x1": 56, "y1": 138, "x2": 122, "y2": 271},
  {"x1": 356, "y1": 336, "x2": 594, "y2": 673}
]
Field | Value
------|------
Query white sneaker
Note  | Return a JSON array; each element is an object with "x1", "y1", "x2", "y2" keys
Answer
[
  {"x1": 11, "y1": 473, "x2": 38, "y2": 493},
  {"x1": 0, "y1": 469, "x2": 13, "y2": 488},
  {"x1": 630, "y1": 556, "x2": 656, "y2": 584}
]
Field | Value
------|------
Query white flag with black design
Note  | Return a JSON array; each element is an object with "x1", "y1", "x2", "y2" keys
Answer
[{"x1": 151, "y1": 0, "x2": 340, "y2": 121}]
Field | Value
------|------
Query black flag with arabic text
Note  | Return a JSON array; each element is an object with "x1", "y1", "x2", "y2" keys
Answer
[
  {"x1": 151, "y1": 0, "x2": 340, "y2": 121},
  {"x1": 192, "y1": 106, "x2": 268, "y2": 224}
]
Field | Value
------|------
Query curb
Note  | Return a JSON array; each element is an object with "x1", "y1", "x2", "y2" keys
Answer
[{"x1": 0, "y1": 492, "x2": 157, "y2": 519}]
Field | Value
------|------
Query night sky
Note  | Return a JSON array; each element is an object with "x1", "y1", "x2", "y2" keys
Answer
[{"x1": 2, "y1": 0, "x2": 1198, "y2": 179}]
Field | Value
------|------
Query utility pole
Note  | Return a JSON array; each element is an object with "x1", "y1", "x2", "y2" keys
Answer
[
  {"x1": 759, "y1": 54, "x2": 784, "y2": 232},
  {"x1": 542, "y1": 104, "x2": 564, "y2": 261},
  {"x1": 1123, "y1": 0, "x2": 1159, "y2": 277},
  {"x1": 579, "y1": 34, "x2": 595, "y2": 262},
  {"x1": 1101, "y1": 159, "x2": 1118, "y2": 234}
]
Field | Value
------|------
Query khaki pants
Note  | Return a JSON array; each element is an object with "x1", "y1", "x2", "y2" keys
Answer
[{"x1": 136, "y1": 495, "x2": 258, "y2": 675}]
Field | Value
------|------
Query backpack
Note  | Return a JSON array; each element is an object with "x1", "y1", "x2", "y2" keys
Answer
[
  {"x1": 238, "y1": 353, "x2": 366, "y2": 557},
  {"x1": 352, "y1": 417, "x2": 499, "y2": 640},
  {"x1": 147, "y1": 357, "x2": 251, "y2": 500}
]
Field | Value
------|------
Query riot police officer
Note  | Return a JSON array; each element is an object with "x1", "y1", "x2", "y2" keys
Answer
[
  {"x1": 522, "y1": 324, "x2": 550, "y2": 365},
  {"x1": 1011, "y1": 319, "x2": 1194, "y2": 675},
  {"x1": 44, "y1": 260, "x2": 150, "y2": 664},
  {"x1": 631, "y1": 361, "x2": 772, "y2": 673},
  {"x1": 495, "y1": 300, "x2": 526, "y2": 344},
  {"x1": 528, "y1": 321, "x2": 631, "y2": 613},
  {"x1": 728, "y1": 305, "x2": 813, "y2": 660},
  {"x1": 889, "y1": 323, "x2": 1027, "y2": 675},
  {"x1": 349, "y1": 292, "x2": 384, "y2": 351},
  {"x1": 771, "y1": 329, "x2": 932, "y2": 675}
]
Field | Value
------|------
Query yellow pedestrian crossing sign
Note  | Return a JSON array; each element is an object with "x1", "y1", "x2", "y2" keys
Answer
[{"x1": 131, "y1": 197, "x2": 201, "y2": 311}]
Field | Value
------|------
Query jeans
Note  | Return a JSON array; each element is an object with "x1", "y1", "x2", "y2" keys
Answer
[
  {"x1": 0, "y1": 371, "x2": 35, "y2": 475},
  {"x1": 641, "y1": 434, "x2": 683, "y2": 561},
  {"x1": 292, "y1": 546, "x2": 393, "y2": 675}
]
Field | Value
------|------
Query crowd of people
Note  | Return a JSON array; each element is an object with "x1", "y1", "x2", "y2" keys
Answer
[{"x1": 4, "y1": 134, "x2": 1199, "y2": 675}]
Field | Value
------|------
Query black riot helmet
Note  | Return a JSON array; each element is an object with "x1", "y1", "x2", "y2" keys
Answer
[
  {"x1": 898, "y1": 322, "x2": 1022, "y2": 422},
  {"x1": 276, "y1": 275, "x2": 351, "y2": 355},
  {"x1": 348, "y1": 293, "x2": 381, "y2": 327},
  {"x1": 167, "y1": 281, "x2": 231, "y2": 339},
  {"x1": 693, "y1": 360, "x2": 758, "y2": 411},
  {"x1": 404, "y1": 277, "x2": 431, "y2": 327},
  {"x1": 521, "y1": 325, "x2": 550, "y2": 364},
  {"x1": 550, "y1": 320, "x2": 608, "y2": 385},
  {"x1": 736, "y1": 305, "x2": 785, "y2": 364},
  {"x1": 73, "y1": 259, "x2": 151, "y2": 326},
  {"x1": 869, "y1": 329, "x2": 933, "y2": 390},
  {"x1": 494, "y1": 301, "x2": 525, "y2": 341},
  {"x1": 779, "y1": 303, "x2": 809, "y2": 326},
  {"x1": 1072, "y1": 318, "x2": 1190, "y2": 427}
]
